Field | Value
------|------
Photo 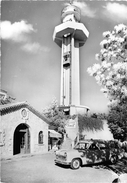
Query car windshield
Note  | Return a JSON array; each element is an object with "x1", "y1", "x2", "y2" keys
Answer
[{"x1": 74, "y1": 143, "x2": 89, "y2": 150}]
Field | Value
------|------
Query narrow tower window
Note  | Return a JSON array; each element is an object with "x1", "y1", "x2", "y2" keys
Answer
[{"x1": 63, "y1": 51, "x2": 71, "y2": 67}]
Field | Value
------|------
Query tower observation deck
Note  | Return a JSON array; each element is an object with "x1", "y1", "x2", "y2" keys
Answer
[{"x1": 53, "y1": 4, "x2": 89, "y2": 115}]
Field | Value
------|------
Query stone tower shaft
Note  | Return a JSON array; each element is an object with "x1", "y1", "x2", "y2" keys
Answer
[{"x1": 53, "y1": 4, "x2": 89, "y2": 108}]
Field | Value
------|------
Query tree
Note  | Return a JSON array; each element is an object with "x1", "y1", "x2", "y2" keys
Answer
[
  {"x1": 87, "y1": 24, "x2": 127, "y2": 141},
  {"x1": 43, "y1": 99, "x2": 104, "y2": 137},
  {"x1": 107, "y1": 103, "x2": 127, "y2": 141},
  {"x1": 42, "y1": 99, "x2": 68, "y2": 134},
  {"x1": 0, "y1": 90, "x2": 15, "y2": 105}
]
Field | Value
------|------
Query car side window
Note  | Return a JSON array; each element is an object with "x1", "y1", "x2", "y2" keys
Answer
[
  {"x1": 76, "y1": 143, "x2": 87, "y2": 150},
  {"x1": 85, "y1": 143, "x2": 89, "y2": 149},
  {"x1": 89, "y1": 143, "x2": 99, "y2": 150},
  {"x1": 79, "y1": 144, "x2": 85, "y2": 150}
]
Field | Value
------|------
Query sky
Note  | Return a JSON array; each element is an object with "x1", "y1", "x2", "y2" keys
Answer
[{"x1": 1, "y1": 0, "x2": 127, "y2": 114}]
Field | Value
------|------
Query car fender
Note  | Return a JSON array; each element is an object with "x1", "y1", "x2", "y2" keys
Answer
[
  {"x1": 68, "y1": 152, "x2": 86, "y2": 165},
  {"x1": 66, "y1": 151, "x2": 83, "y2": 162}
]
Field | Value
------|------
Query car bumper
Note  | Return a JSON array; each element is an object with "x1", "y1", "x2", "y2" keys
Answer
[{"x1": 55, "y1": 159, "x2": 71, "y2": 166}]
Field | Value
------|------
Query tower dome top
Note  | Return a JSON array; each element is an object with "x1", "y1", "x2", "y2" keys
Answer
[{"x1": 61, "y1": 4, "x2": 81, "y2": 23}]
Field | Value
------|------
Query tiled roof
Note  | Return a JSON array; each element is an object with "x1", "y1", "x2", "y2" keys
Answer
[{"x1": 0, "y1": 101, "x2": 50, "y2": 124}]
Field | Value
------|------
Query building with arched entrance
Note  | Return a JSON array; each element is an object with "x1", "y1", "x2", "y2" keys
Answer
[{"x1": 0, "y1": 101, "x2": 50, "y2": 159}]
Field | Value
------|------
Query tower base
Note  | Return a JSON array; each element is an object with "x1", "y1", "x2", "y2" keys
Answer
[{"x1": 61, "y1": 105, "x2": 89, "y2": 146}]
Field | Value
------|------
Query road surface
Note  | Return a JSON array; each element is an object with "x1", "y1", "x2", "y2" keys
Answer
[{"x1": 1, "y1": 152, "x2": 119, "y2": 183}]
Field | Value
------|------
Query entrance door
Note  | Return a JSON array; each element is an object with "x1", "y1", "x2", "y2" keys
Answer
[{"x1": 13, "y1": 124, "x2": 30, "y2": 155}]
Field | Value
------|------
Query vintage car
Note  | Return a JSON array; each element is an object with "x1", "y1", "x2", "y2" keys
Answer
[{"x1": 55, "y1": 139, "x2": 124, "y2": 169}]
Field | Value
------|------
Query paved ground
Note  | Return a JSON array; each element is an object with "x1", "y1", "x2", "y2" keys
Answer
[{"x1": 1, "y1": 152, "x2": 121, "y2": 183}]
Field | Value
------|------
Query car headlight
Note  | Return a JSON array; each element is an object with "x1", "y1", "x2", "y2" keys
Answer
[
  {"x1": 55, "y1": 151, "x2": 59, "y2": 156},
  {"x1": 64, "y1": 152, "x2": 67, "y2": 158}
]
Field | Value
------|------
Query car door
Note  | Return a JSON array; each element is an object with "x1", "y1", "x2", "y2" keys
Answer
[
  {"x1": 77, "y1": 143, "x2": 89, "y2": 165},
  {"x1": 98, "y1": 142, "x2": 109, "y2": 162},
  {"x1": 85, "y1": 143, "x2": 103, "y2": 164}
]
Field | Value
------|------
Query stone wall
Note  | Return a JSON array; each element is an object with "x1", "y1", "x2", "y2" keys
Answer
[
  {"x1": 0, "y1": 107, "x2": 48, "y2": 159},
  {"x1": 28, "y1": 109, "x2": 48, "y2": 154}
]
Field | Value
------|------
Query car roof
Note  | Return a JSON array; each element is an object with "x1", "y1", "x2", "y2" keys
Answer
[
  {"x1": 78, "y1": 139, "x2": 107, "y2": 143},
  {"x1": 77, "y1": 140, "x2": 92, "y2": 144}
]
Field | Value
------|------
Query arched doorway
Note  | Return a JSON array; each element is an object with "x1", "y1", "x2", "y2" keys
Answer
[{"x1": 13, "y1": 123, "x2": 30, "y2": 155}]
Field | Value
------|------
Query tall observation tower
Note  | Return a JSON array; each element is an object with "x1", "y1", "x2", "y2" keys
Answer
[{"x1": 53, "y1": 3, "x2": 89, "y2": 116}]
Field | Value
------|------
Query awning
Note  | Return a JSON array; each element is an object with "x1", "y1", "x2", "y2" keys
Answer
[{"x1": 48, "y1": 130, "x2": 62, "y2": 138}]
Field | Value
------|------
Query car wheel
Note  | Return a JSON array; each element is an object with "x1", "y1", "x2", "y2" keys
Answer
[
  {"x1": 110, "y1": 155, "x2": 118, "y2": 164},
  {"x1": 71, "y1": 158, "x2": 81, "y2": 169}
]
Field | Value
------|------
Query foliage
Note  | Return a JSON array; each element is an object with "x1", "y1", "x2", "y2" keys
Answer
[
  {"x1": 78, "y1": 114, "x2": 104, "y2": 134},
  {"x1": 0, "y1": 92, "x2": 15, "y2": 105},
  {"x1": 107, "y1": 103, "x2": 127, "y2": 141},
  {"x1": 91, "y1": 113, "x2": 107, "y2": 120},
  {"x1": 42, "y1": 99, "x2": 68, "y2": 134},
  {"x1": 0, "y1": 98, "x2": 11, "y2": 105},
  {"x1": 121, "y1": 141, "x2": 127, "y2": 152},
  {"x1": 87, "y1": 24, "x2": 127, "y2": 141},
  {"x1": 87, "y1": 24, "x2": 127, "y2": 105},
  {"x1": 96, "y1": 113, "x2": 107, "y2": 120}
]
